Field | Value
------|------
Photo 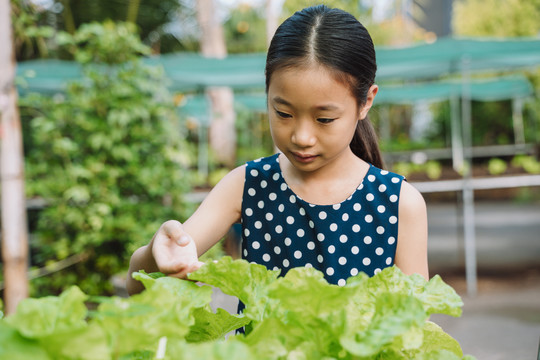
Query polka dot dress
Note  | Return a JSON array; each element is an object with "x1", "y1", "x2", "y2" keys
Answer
[{"x1": 241, "y1": 153, "x2": 404, "y2": 286}]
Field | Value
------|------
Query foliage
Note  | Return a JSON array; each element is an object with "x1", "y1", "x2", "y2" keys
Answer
[
  {"x1": 453, "y1": 0, "x2": 540, "y2": 37},
  {"x1": 20, "y1": 22, "x2": 194, "y2": 296},
  {"x1": 11, "y1": 0, "x2": 56, "y2": 60},
  {"x1": 224, "y1": 3, "x2": 267, "y2": 54},
  {"x1": 0, "y1": 257, "x2": 476, "y2": 359}
]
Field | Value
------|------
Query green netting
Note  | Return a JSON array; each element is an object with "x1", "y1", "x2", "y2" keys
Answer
[{"x1": 15, "y1": 37, "x2": 540, "y2": 102}]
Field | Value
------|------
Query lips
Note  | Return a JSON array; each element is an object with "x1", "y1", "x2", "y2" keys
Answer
[{"x1": 292, "y1": 152, "x2": 318, "y2": 163}]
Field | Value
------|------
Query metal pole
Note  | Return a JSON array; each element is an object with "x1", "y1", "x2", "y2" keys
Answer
[{"x1": 461, "y1": 56, "x2": 477, "y2": 296}]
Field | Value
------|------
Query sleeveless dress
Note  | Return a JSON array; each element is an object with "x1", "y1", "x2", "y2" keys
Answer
[{"x1": 240, "y1": 153, "x2": 405, "y2": 286}]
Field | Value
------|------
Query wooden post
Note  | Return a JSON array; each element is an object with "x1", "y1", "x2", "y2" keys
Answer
[
  {"x1": 196, "y1": 0, "x2": 237, "y2": 168},
  {"x1": 0, "y1": 0, "x2": 30, "y2": 314}
]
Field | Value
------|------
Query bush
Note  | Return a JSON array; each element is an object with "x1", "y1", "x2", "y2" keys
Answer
[{"x1": 20, "y1": 22, "x2": 195, "y2": 296}]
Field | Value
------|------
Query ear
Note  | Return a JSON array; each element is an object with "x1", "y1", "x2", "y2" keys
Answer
[{"x1": 359, "y1": 85, "x2": 379, "y2": 120}]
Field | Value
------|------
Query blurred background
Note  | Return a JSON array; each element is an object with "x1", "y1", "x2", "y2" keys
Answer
[{"x1": 1, "y1": 0, "x2": 540, "y2": 358}]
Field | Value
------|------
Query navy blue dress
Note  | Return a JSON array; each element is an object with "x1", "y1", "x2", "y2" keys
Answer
[{"x1": 240, "y1": 153, "x2": 404, "y2": 286}]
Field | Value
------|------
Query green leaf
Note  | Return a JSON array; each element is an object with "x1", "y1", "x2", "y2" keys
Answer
[
  {"x1": 188, "y1": 257, "x2": 280, "y2": 321},
  {"x1": 186, "y1": 307, "x2": 249, "y2": 343},
  {"x1": 5, "y1": 286, "x2": 88, "y2": 338},
  {"x1": 0, "y1": 322, "x2": 51, "y2": 360}
]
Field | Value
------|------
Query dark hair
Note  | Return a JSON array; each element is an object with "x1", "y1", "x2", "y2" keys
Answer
[{"x1": 265, "y1": 5, "x2": 384, "y2": 168}]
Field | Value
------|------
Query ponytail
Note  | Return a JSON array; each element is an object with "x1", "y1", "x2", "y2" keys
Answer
[{"x1": 350, "y1": 116, "x2": 384, "y2": 169}]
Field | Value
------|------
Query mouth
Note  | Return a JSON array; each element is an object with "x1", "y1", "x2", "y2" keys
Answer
[{"x1": 291, "y1": 152, "x2": 318, "y2": 163}]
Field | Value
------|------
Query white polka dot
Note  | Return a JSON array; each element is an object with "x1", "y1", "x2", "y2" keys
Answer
[
  {"x1": 273, "y1": 173, "x2": 280, "y2": 181},
  {"x1": 339, "y1": 234, "x2": 348, "y2": 243},
  {"x1": 374, "y1": 268, "x2": 382, "y2": 275},
  {"x1": 266, "y1": 213, "x2": 273, "y2": 221},
  {"x1": 358, "y1": 184, "x2": 364, "y2": 190},
  {"x1": 353, "y1": 203, "x2": 361, "y2": 211},
  {"x1": 250, "y1": 169, "x2": 258, "y2": 177},
  {"x1": 283, "y1": 259, "x2": 290, "y2": 267},
  {"x1": 289, "y1": 195, "x2": 296, "y2": 203},
  {"x1": 379, "y1": 184, "x2": 387, "y2": 192},
  {"x1": 342, "y1": 213, "x2": 349, "y2": 221},
  {"x1": 278, "y1": 204, "x2": 285, "y2": 212},
  {"x1": 284, "y1": 237, "x2": 292, "y2": 246},
  {"x1": 317, "y1": 255, "x2": 323, "y2": 263},
  {"x1": 273, "y1": 266, "x2": 279, "y2": 271},
  {"x1": 328, "y1": 245, "x2": 336, "y2": 254},
  {"x1": 274, "y1": 246, "x2": 281, "y2": 254},
  {"x1": 254, "y1": 158, "x2": 262, "y2": 162},
  {"x1": 350, "y1": 268, "x2": 359, "y2": 276},
  {"x1": 299, "y1": 208, "x2": 306, "y2": 216},
  {"x1": 389, "y1": 195, "x2": 398, "y2": 202},
  {"x1": 286, "y1": 216, "x2": 295, "y2": 224},
  {"x1": 386, "y1": 257, "x2": 392, "y2": 265},
  {"x1": 252, "y1": 241, "x2": 260, "y2": 249},
  {"x1": 338, "y1": 279, "x2": 346, "y2": 287},
  {"x1": 307, "y1": 241, "x2": 315, "y2": 250},
  {"x1": 319, "y1": 211, "x2": 327, "y2": 220},
  {"x1": 244, "y1": 228, "x2": 250, "y2": 237},
  {"x1": 305, "y1": 263, "x2": 313, "y2": 268},
  {"x1": 376, "y1": 247, "x2": 384, "y2": 255},
  {"x1": 377, "y1": 205, "x2": 386, "y2": 213},
  {"x1": 326, "y1": 267, "x2": 335, "y2": 276},
  {"x1": 264, "y1": 233, "x2": 271, "y2": 241},
  {"x1": 365, "y1": 215, "x2": 373, "y2": 223},
  {"x1": 243, "y1": 249, "x2": 248, "y2": 257},
  {"x1": 280, "y1": 183, "x2": 288, "y2": 191},
  {"x1": 389, "y1": 216, "x2": 397, "y2": 224},
  {"x1": 245, "y1": 208, "x2": 253, "y2": 216},
  {"x1": 368, "y1": 175, "x2": 376, "y2": 182},
  {"x1": 333, "y1": 204, "x2": 341, "y2": 210},
  {"x1": 275, "y1": 225, "x2": 283, "y2": 233},
  {"x1": 294, "y1": 250, "x2": 302, "y2": 259},
  {"x1": 317, "y1": 233, "x2": 325, "y2": 241},
  {"x1": 388, "y1": 237, "x2": 396, "y2": 245},
  {"x1": 392, "y1": 177, "x2": 400, "y2": 183},
  {"x1": 269, "y1": 193, "x2": 277, "y2": 201},
  {"x1": 258, "y1": 200, "x2": 265, "y2": 209},
  {"x1": 263, "y1": 164, "x2": 271, "y2": 171},
  {"x1": 309, "y1": 220, "x2": 315, "y2": 228},
  {"x1": 260, "y1": 180, "x2": 267, "y2": 189},
  {"x1": 364, "y1": 236, "x2": 372, "y2": 244},
  {"x1": 297, "y1": 229, "x2": 305, "y2": 237},
  {"x1": 351, "y1": 246, "x2": 359, "y2": 255},
  {"x1": 381, "y1": 170, "x2": 389, "y2": 175},
  {"x1": 352, "y1": 224, "x2": 361, "y2": 233},
  {"x1": 330, "y1": 223, "x2": 338, "y2": 231},
  {"x1": 338, "y1": 256, "x2": 347, "y2": 265},
  {"x1": 248, "y1": 188, "x2": 256, "y2": 196},
  {"x1": 363, "y1": 257, "x2": 371, "y2": 266},
  {"x1": 262, "y1": 253, "x2": 271, "y2": 262},
  {"x1": 255, "y1": 221, "x2": 262, "y2": 229},
  {"x1": 376, "y1": 226, "x2": 385, "y2": 234},
  {"x1": 366, "y1": 193, "x2": 375, "y2": 201}
]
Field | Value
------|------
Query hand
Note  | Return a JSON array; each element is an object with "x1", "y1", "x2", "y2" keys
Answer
[{"x1": 151, "y1": 220, "x2": 204, "y2": 279}]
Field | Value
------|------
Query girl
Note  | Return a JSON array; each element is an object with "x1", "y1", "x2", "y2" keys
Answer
[{"x1": 127, "y1": 5, "x2": 428, "y2": 295}]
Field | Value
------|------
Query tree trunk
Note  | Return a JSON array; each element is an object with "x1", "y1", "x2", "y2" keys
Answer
[
  {"x1": 0, "y1": 0, "x2": 29, "y2": 315},
  {"x1": 196, "y1": 0, "x2": 236, "y2": 168}
]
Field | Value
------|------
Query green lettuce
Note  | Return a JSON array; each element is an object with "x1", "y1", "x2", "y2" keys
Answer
[{"x1": 0, "y1": 257, "x2": 474, "y2": 359}]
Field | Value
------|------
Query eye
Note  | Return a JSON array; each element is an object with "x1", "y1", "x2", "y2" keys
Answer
[
  {"x1": 317, "y1": 118, "x2": 335, "y2": 124},
  {"x1": 275, "y1": 110, "x2": 292, "y2": 118}
]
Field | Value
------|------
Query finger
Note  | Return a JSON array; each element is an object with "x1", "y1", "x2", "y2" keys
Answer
[{"x1": 162, "y1": 220, "x2": 184, "y2": 240}]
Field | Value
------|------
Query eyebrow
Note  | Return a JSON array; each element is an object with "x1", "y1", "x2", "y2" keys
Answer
[{"x1": 271, "y1": 96, "x2": 341, "y2": 111}]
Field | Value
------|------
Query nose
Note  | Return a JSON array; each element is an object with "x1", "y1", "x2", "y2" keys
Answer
[{"x1": 291, "y1": 119, "x2": 316, "y2": 148}]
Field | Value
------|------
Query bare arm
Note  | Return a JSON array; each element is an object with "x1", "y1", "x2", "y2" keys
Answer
[
  {"x1": 126, "y1": 165, "x2": 246, "y2": 295},
  {"x1": 394, "y1": 181, "x2": 429, "y2": 280}
]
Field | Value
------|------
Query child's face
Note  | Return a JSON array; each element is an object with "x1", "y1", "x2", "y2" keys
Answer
[{"x1": 267, "y1": 64, "x2": 375, "y2": 172}]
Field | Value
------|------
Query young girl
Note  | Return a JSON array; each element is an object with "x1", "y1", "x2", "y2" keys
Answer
[{"x1": 127, "y1": 5, "x2": 428, "y2": 295}]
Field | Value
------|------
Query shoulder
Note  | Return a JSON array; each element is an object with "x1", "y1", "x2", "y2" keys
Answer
[{"x1": 399, "y1": 181, "x2": 426, "y2": 213}]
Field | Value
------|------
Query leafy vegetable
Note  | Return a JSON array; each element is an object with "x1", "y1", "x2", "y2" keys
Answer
[{"x1": 0, "y1": 257, "x2": 475, "y2": 359}]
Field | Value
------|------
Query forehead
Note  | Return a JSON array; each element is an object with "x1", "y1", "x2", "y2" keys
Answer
[{"x1": 268, "y1": 63, "x2": 357, "y2": 104}]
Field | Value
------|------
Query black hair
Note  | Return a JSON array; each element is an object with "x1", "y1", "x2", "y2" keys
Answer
[{"x1": 265, "y1": 4, "x2": 384, "y2": 168}]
